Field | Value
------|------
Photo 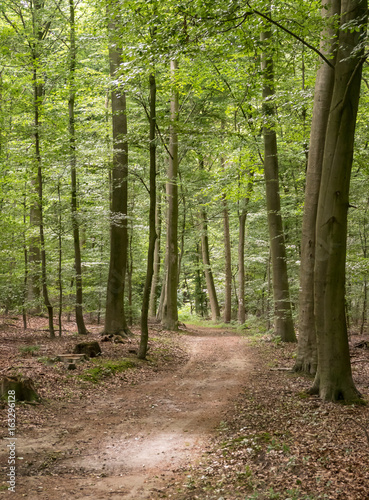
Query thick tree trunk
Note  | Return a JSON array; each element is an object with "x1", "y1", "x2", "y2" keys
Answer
[
  {"x1": 69, "y1": 0, "x2": 87, "y2": 335},
  {"x1": 294, "y1": 0, "x2": 339, "y2": 375},
  {"x1": 261, "y1": 24, "x2": 296, "y2": 342},
  {"x1": 138, "y1": 73, "x2": 157, "y2": 359},
  {"x1": 312, "y1": 0, "x2": 367, "y2": 401},
  {"x1": 105, "y1": 4, "x2": 129, "y2": 335},
  {"x1": 162, "y1": 60, "x2": 179, "y2": 331}
]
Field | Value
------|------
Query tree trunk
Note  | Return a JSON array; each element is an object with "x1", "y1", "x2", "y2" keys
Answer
[
  {"x1": 237, "y1": 170, "x2": 254, "y2": 324},
  {"x1": 312, "y1": 0, "x2": 367, "y2": 401},
  {"x1": 69, "y1": 0, "x2": 87, "y2": 335},
  {"x1": 105, "y1": 3, "x2": 129, "y2": 335},
  {"x1": 31, "y1": 2, "x2": 54, "y2": 337},
  {"x1": 22, "y1": 190, "x2": 28, "y2": 330},
  {"x1": 138, "y1": 73, "x2": 157, "y2": 359},
  {"x1": 57, "y1": 182, "x2": 63, "y2": 336},
  {"x1": 223, "y1": 193, "x2": 232, "y2": 323},
  {"x1": 261, "y1": 22, "x2": 295, "y2": 342},
  {"x1": 200, "y1": 208, "x2": 220, "y2": 321},
  {"x1": 149, "y1": 186, "x2": 161, "y2": 317},
  {"x1": 162, "y1": 60, "x2": 179, "y2": 331},
  {"x1": 294, "y1": 0, "x2": 339, "y2": 375},
  {"x1": 194, "y1": 242, "x2": 207, "y2": 316}
]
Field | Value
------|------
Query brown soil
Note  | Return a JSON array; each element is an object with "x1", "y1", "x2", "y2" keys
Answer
[{"x1": 0, "y1": 320, "x2": 251, "y2": 499}]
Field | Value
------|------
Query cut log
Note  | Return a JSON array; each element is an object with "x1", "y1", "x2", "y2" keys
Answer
[
  {"x1": 0, "y1": 376, "x2": 40, "y2": 402},
  {"x1": 73, "y1": 341, "x2": 101, "y2": 358}
]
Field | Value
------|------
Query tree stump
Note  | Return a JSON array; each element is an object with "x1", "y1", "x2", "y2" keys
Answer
[
  {"x1": 0, "y1": 376, "x2": 40, "y2": 402},
  {"x1": 73, "y1": 341, "x2": 101, "y2": 358}
]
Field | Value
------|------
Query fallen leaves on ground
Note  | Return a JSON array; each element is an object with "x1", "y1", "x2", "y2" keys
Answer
[{"x1": 162, "y1": 334, "x2": 369, "y2": 500}]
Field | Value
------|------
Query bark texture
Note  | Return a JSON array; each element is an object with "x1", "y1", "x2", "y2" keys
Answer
[
  {"x1": 295, "y1": 0, "x2": 340, "y2": 374},
  {"x1": 105, "y1": 3, "x2": 129, "y2": 335},
  {"x1": 261, "y1": 25, "x2": 296, "y2": 342},
  {"x1": 313, "y1": 0, "x2": 367, "y2": 401}
]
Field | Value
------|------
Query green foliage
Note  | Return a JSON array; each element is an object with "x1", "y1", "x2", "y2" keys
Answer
[
  {"x1": 19, "y1": 345, "x2": 41, "y2": 356},
  {"x1": 79, "y1": 358, "x2": 136, "y2": 383}
]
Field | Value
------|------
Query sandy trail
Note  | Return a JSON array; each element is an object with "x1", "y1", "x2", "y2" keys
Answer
[{"x1": 10, "y1": 326, "x2": 251, "y2": 499}]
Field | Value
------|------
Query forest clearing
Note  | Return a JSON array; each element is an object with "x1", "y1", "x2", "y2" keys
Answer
[{"x1": 1, "y1": 316, "x2": 369, "y2": 499}]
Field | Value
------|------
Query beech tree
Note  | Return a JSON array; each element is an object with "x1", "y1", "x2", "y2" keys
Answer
[
  {"x1": 104, "y1": 1, "x2": 129, "y2": 336},
  {"x1": 260, "y1": 12, "x2": 296, "y2": 342},
  {"x1": 294, "y1": 0, "x2": 340, "y2": 375},
  {"x1": 311, "y1": 0, "x2": 367, "y2": 401}
]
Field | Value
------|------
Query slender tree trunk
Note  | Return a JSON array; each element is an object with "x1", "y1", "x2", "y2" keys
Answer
[
  {"x1": 312, "y1": 0, "x2": 367, "y2": 401},
  {"x1": 57, "y1": 182, "x2": 63, "y2": 336},
  {"x1": 22, "y1": 189, "x2": 28, "y2": 330},
  {"x1": 69, "y1": 0, "x2": 87, "y2": 335},
  {"x1": 261, "y1": 20, "x2": 296, "y2": 342},
  {"x1": 294, "y1": 0, "x2": 340, "y2": 375},
  {"x1": 200, "y1": 208, "x2": 220, "y2": 321},
  {"x1": 31, "y1": 3, "x2": 54, "y2": 337},
  {"x1": 237, "y1": 170, "x2": 254, "y2": 324},
  {"x1": 162, "y1": 60, "x2": 179, "y2": 330},
  {"x1": 149, "y1": 187, "x2": 161, "y2": 317},
  {"x1": 105, "y1": 2, "x2": 129, "y2": 335},
  {"x1": 223, "y1": 193, "x2": 232, "y2": 323},
  {"x1": 139, "y1": 73, "x2": 157, "y2": 359},
  {"x1": 194, "y1": 242, "x2": 207, "y2": 316}
]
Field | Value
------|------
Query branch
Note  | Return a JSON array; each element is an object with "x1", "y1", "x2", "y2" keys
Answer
[{"x1": 247, "y1": 2, "x2": 334, "y2": 69}]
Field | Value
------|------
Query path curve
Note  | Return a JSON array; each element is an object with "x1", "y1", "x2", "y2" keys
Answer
[{"x1": 15, "y1": 326, "x2": 251, "y2": 499}]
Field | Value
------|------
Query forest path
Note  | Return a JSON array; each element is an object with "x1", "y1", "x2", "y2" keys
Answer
[{"x1": 14, "y1": 326, "x2": 252, "y2": 499}]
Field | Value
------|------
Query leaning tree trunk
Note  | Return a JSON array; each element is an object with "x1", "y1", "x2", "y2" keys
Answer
[
  {"x1": 105, "y1": 2, "x2": 129, "y2": 336},
  {"x1": 294, "y1": 0, "x2": 339, "y2": 375},
  {"x1": 261, "y1": 22, "x2": 295, "y2": 342},
  {"x1": 162, "y1": 60, "x2": 179, "y2": 331},
  {"x1": 312, "y1": 0, "x2": 367, "y2": 402},
  {"x1": 138, "y1": 73, "x2": 157, "y2": 359},
  {"x1": 69, "y1": 0, "x2": 87, "y2": 335}
]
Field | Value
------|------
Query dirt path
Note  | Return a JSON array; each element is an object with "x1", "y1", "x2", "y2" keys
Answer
[{"x1": 11, "y1": 326, "x2": 251, "y2": 499}]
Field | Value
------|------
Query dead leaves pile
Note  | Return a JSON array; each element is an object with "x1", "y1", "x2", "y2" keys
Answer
[{"x1": 164, "y1": 336, "x2": 369, "y2": 500}]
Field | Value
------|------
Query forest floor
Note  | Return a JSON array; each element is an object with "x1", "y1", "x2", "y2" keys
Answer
[{"x1": 0, "y1": 316, "x2": 369, "y2": 499}]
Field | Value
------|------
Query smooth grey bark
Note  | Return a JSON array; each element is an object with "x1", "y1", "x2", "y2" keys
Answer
[
  {"x1": 312, "y1": 0, "x2": 367, "y2": 401},
  {"x1": 294, "y1": 0, "x2": 340, "y2": 374},
  {"x1": 261, "y1": 23, "x2": 296, "y2": 342}
]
